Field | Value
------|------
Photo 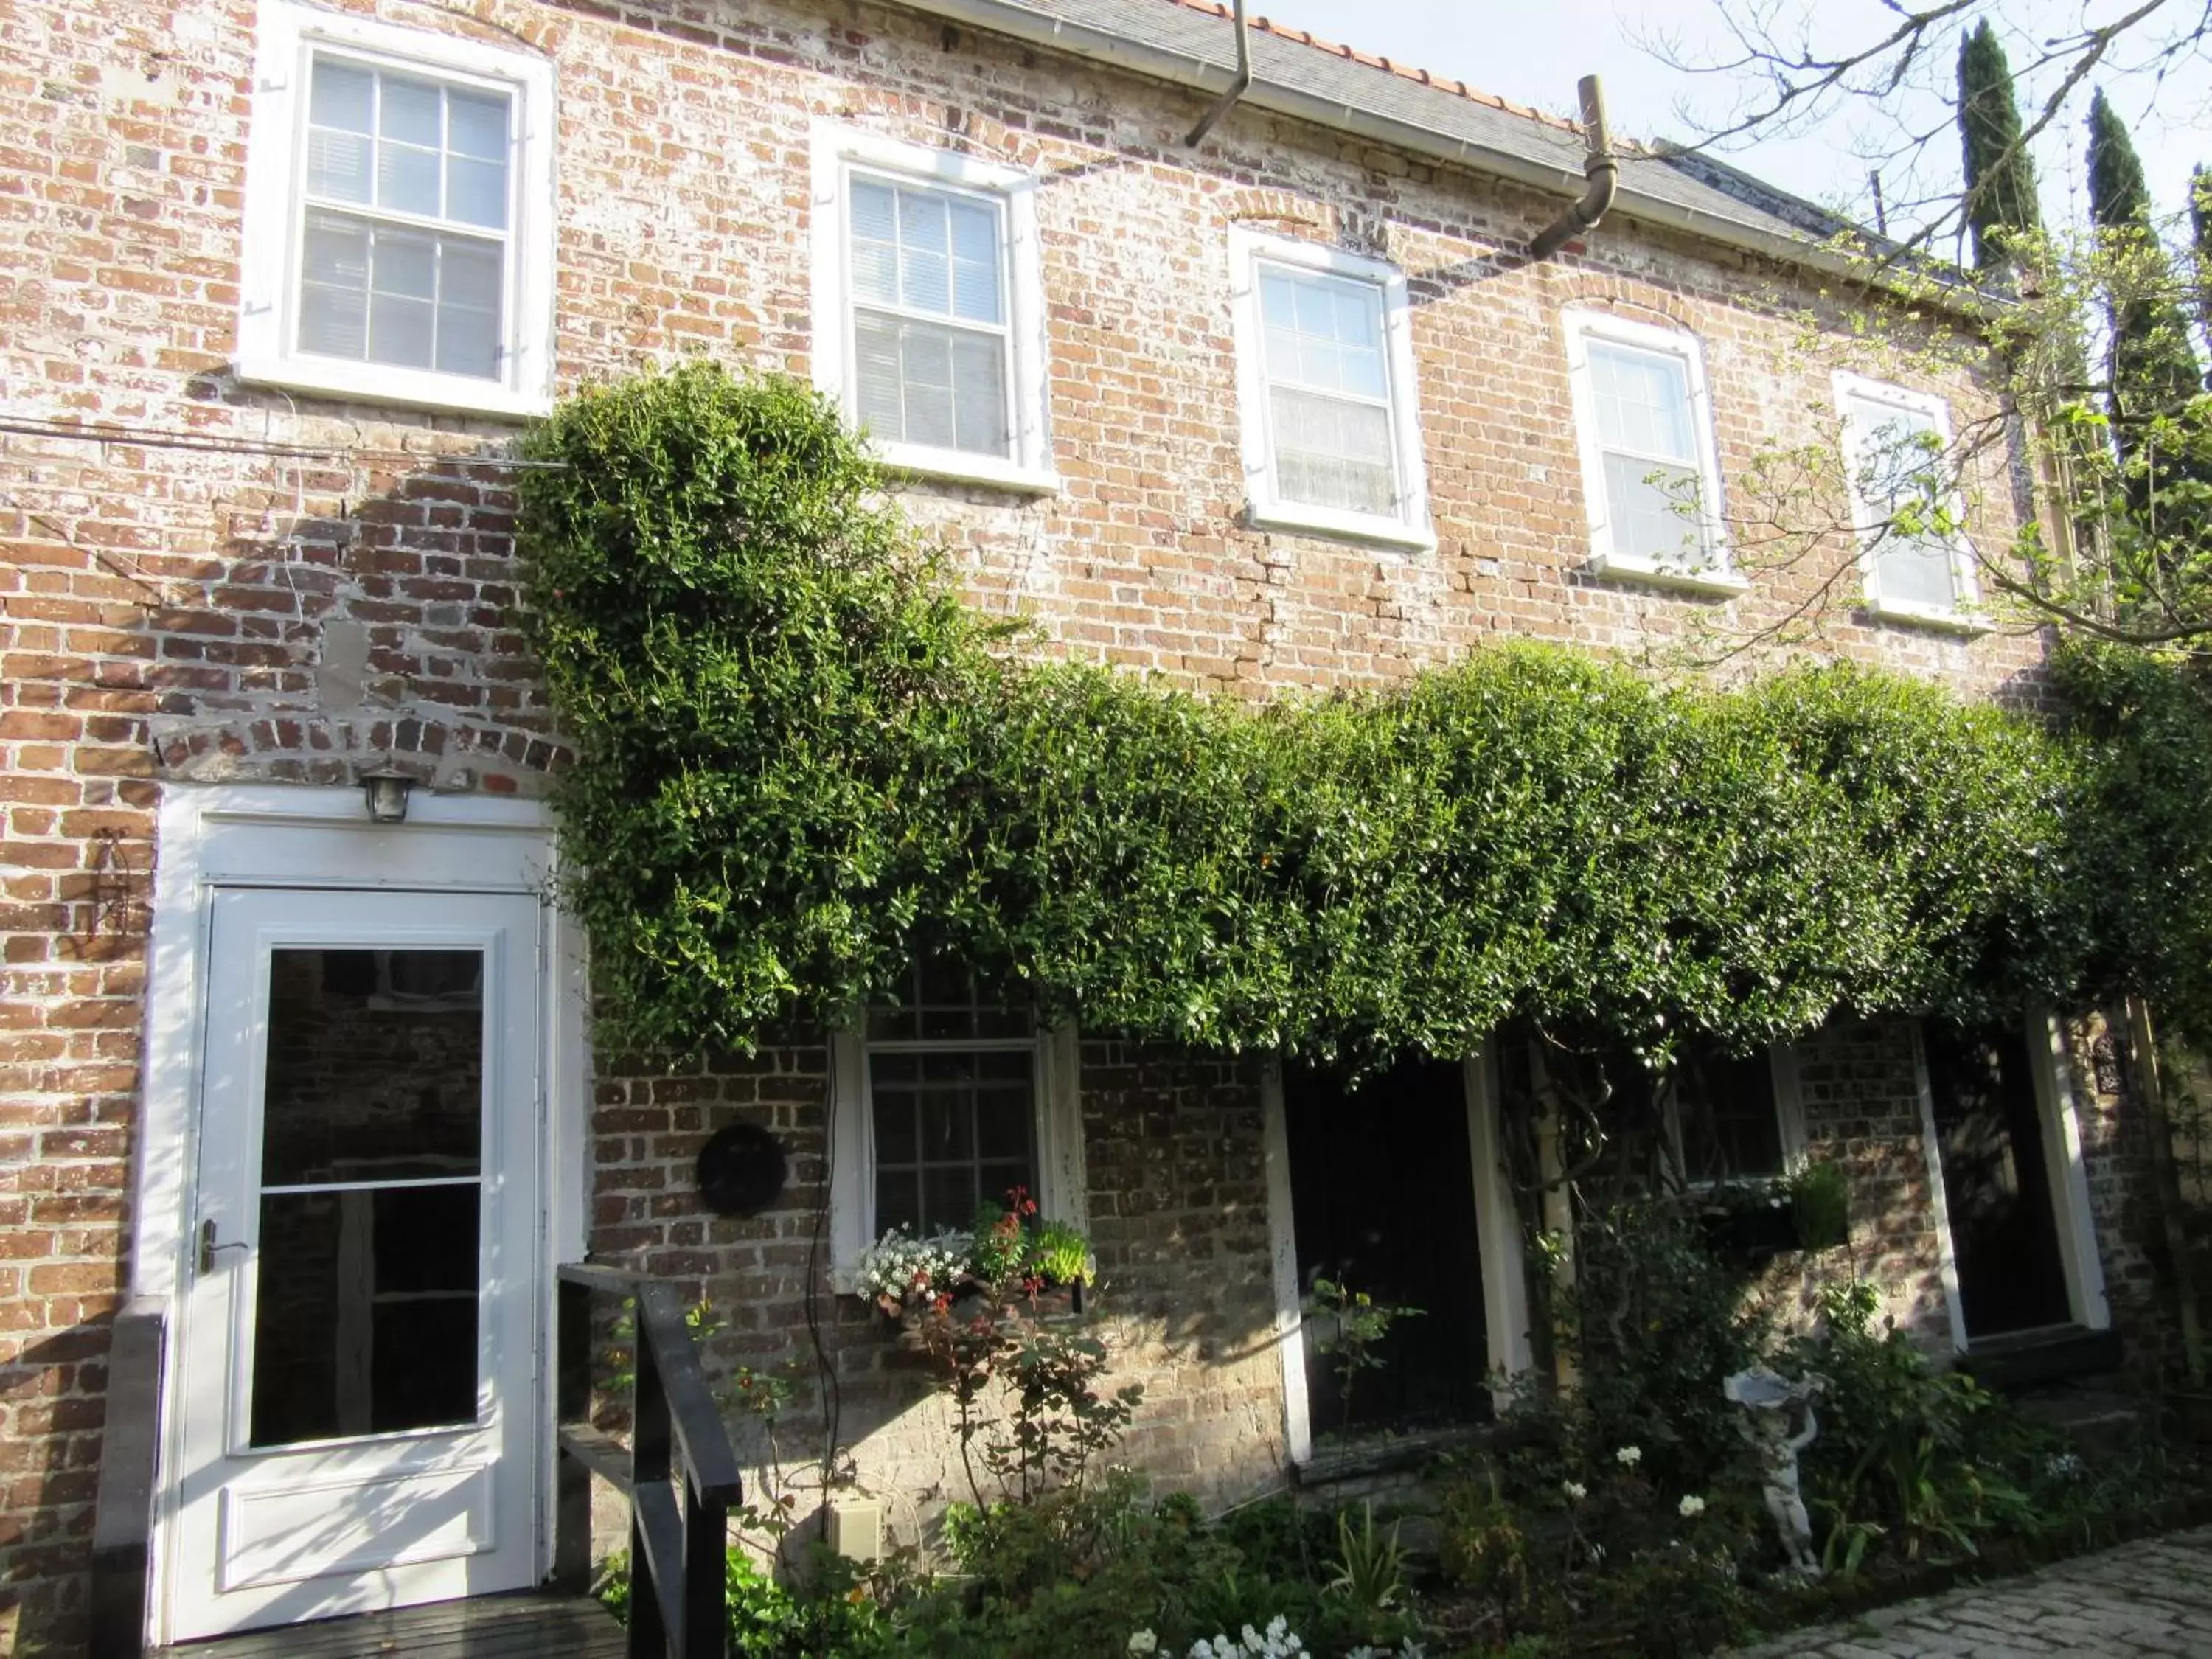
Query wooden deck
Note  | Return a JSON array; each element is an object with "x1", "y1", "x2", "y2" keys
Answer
[{"x1": 156, "y1": 1593, "x2": 626, "y2": 1659}]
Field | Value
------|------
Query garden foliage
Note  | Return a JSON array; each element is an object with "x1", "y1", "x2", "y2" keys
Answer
[{"x1": 513, "y1": 363, "x2": 2199, "y2": 1068}]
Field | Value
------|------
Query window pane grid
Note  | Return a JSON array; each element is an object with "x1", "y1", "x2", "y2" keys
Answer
[
  {"x1": 1848, "y1": 394, "x2": 1961, "y2": 608},
  {"x1": 1587, "y1": 341, "x2": 1697, "y2": 462},
  {"x1": 1663, "y1": 1048, "x2": 1784, "y2": 1185},
  {"x1": 1256, "y1": 262, "x2": 1400, "y2": 517},
  {"x1": 297, "y1": 52, "x2": 510, "y2": 380},
  {"x1": 1576, "y1": 334, "x2": 1717, "y2": 566},
  {"x1": 867, "y1": 959, "x2": 1034, "y2": 1043},
  {"x1": 846, "y1": 171, "x2": 1012, "y2": 457},
  {"x1": 869, "y1": 1047, "x2": 1037, "y2": 1237}
]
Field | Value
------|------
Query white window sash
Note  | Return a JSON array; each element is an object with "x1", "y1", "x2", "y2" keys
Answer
[
  {"x1": 828, "y1": 1022, "x2": 1085, "y2": 1284},
  {"x1": 1562, "y1": 309, "x2": 1740, "y2": 593},
  {"x1": 1832, "y1": 370, "x2": 1986, "y2": 630},
  {"x1": 1661, "y1": 1044, "x2": 1806, "y2": 1191},
  {"x1": 810, "y1": 124, "x2": 1057, "y2": 494},
  {"x1": 1228, "y1": 227, "x2": 1433, "y2": 552},
  {"x1": 236, "y1": 1, "x2": 554, "y2": 417}
]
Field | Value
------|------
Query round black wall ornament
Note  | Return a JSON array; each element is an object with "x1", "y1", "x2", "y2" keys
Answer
[{"x1": 695, "y1": 1122, "x2": 789, "y2": 1218}]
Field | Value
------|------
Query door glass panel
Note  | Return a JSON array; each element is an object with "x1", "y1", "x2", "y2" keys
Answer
[
  {"x1": 250, "y1": 1186, "x2": 481, "y2": 1446},
  {"x1": 262, "y1": 948, "x2": 483, "y2": 1185},
  {"x1": 250, "y1": 947, "x2": 486, "y2": 1448}
]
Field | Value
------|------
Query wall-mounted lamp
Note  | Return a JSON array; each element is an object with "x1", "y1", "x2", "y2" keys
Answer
[{"x1": 360, "y1": 765, "x2": 416, "y2": 824}]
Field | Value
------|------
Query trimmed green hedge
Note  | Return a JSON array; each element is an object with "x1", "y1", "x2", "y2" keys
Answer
[{"x1": 516, "y1": 362, "x2": 2193, "y2": 1065}]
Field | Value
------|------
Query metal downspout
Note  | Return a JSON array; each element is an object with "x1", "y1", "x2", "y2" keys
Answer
[
  {"x1": 1527, "y1": 76, "x2": 1617, "y2": 260},
  {"x1": 1184, "y1": 0, "x2": 1251, "y2": 147}
]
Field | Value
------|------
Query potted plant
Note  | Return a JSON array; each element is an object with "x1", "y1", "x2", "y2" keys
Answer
[
  {"x1": 852, "y1": 1190, "x2": 1096, "y2": 1335},
  {"x1": 1022, "y1": 1217, "x2": 1093, "y2": 1317}
]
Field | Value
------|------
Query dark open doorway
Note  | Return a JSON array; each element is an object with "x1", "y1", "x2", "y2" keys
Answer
[
  {"x1": 1283, "y1": 1056, "x2": 1490, "y2": 1436},
  {"x1": 1924, "y1": 1020, "x2": 2073, "y2": 1340}
]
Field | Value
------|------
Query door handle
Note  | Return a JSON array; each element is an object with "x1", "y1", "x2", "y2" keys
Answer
[{"x1": 198, "y1": 1218, "x2": 248, "y2": 1276}]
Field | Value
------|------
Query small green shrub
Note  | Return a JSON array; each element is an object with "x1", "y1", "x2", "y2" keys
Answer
[{"x1": 1785, "y1": 1161, "x2": 1851, "y2": 1250}]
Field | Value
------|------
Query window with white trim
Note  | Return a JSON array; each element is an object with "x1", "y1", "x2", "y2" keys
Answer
[
  {"x1": 828, "y1": 961, "x2": 1084, "y2": 1274},
  {"x1": 237, "y1": 1, "x2": 555, "y2": 417},
  {"x1": 1660, "y1": 1042, "x2": 1798, "y2": 1186},
  {"x1": 1834, "y1": 373, "x2": 1979, "y2": 623},
  {"x1": 1538, "y1": 1035, "x2": 1801, "y2": 1189},
  {"x1": 1228, "y1": 228, "x2": 1432, "y2": 549},
  {"x1": 810, "y1": 125, "x2": 1055, "y2": 493},
  {"x1": 1562, "y1": 310, "x2": 1736, "y2": 590}
]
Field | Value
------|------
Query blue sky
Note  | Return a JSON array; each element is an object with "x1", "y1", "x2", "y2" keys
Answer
[{"x1": 1242, "y1": 0, "x2": 2212, "y2": 247}]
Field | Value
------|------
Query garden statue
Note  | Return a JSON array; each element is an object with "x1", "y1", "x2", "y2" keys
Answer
[{"x1": 1725, "y1": 1366, "x2": 1825, "y2": 1577}]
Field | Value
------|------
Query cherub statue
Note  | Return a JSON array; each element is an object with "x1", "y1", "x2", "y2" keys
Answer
[{"x1": 1724, "y1": 1366, "x2": 1826, "y2": 1577}]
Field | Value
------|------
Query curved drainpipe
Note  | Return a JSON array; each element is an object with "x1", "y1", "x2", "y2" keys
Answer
[
  {"x1": 1184, "y1": 0, "x2": 1251, "y2": 148},
  {"x1": 1528, "y1": 75, "x2": 1616, "y2": 261}
]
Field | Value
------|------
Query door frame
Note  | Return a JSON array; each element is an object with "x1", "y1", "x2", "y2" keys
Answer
[
  {"x1": 134, "y1": 783, "x2": 591, "y2": 1646},
  {"x1": 1260, "y1": 1048, "x2": 1534, "y2": 1466},
  {"x1": 1913, "y1": 1011, "x2": 2111, "y2": 1354}
]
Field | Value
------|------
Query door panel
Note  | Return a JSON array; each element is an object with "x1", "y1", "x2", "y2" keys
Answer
[
  {"x1": 1924, "y1": 1020, "x2": 2073, "y2": 1340},
  {"x1": 1284, "y1": 1057, "x2": 1489, "y2": 1434},
  {"x1": 169, "y1": 888, "x2": 543, "y2": 1641}
]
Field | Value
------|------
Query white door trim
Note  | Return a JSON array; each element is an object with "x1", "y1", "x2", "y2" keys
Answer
[
  {"x1": 1463, "y1": 1046, "x2": 1534, "y2": 1385},
  {"x1": 135, "y1": 783, "x2": 589, "y2": 1646},
  {"x1": 1911, "y1": 1012, "x2": 2110, "y2": 1357},
  {"x1": 2025, "y1": 1010, "x2": 2111, "y2": 1332},
  {"x1": 1258, "y1": 1061, "x2": 1312, "y2": 1468},
  {"x1": 1262, "y1": 1052, "x2": 1533, "y2": 1467},
  {"x1": 1908, "y1": 1020, "x2": 1975, "y2": 1356}
]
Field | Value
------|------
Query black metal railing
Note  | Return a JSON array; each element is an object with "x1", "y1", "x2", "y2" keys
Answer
[
  {"x1": 555, "y1": 1263, "x2": 742, "y2": 1659},
  {"x1": 89, "y1": 1297, "x2": 165, "y2": 1659}
]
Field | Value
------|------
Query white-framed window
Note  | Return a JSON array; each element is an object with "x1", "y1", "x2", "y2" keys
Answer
[
  {"x1": 1561, "y1": 309, "x2": 1741, "y2": 594},
  {"x1": 1660, "y1": 1042, "x2": 1806, "y2": 1188},
  {"x1": 235, "y1": 0, "x2": 556, "y2": 417},
  {"x1": 827, "y1": 961, "x2": 1085, "y2": 1279},
  {"x1": 1227, "y1": 227, "x2": 1433, "y2": 550},
  {"x1": 809, "y1": 124, "x2": 1056, "y2": 494},
  {"x1": 1834, "y1": 372, "x2": 1985, "y2": 630},
  {"x1": 1534, "y1": 1034, "x2": 1803, "y2": 1190}
]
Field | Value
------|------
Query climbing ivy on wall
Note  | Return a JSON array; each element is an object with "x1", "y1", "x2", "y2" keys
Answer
[{"x1": 517, "y1": 363, "x2": 2135, "y2": 1066}]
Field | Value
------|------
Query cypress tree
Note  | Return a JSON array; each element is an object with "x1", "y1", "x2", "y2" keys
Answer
[
  {"x1": 2192, "y1": 164, "x2": 2212, "y2": 339},
  {"x1": 2087, "y1": 89, "x2": 2202, "y2": 432},
  {"x1": 1957, "y1": 22, "x2": 2040, "y2": 271}
]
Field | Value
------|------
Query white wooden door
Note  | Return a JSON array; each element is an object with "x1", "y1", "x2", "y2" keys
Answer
[{"x1": 168, "y1": 886, "x2": 544, "y2": 1640}]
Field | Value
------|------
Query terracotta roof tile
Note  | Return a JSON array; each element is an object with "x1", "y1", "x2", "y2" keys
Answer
[{"x1": 1158, "y1": 0, "x2": 1588, "y2": 136}]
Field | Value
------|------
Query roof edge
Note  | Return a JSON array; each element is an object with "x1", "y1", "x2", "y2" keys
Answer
[{"x1": 889, "y1": 0, "x2": 1983, "y2": 315}]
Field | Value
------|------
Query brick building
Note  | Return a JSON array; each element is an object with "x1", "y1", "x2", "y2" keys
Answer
[{"x1": 0, "y1": 0, "x2": 2179, "y2": 1649}]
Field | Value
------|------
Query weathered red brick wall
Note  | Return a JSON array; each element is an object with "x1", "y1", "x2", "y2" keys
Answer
[
  {"x1": 588, "y1": 1040, "x2": 1281, "y2": 1538},
  {"x1": 0, "y1": 0, "x2": 2121, "y2": 1645},
  {"x1": 1786, "y1": 1020, "x2": 1954, "y2": 1343}
]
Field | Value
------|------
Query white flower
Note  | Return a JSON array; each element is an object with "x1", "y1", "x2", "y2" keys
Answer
[
  {"x1": 1615, "y1": 1444, "x2": 1643, "y2": 1468},
  {"x1": 1188, "y1": 1619, "x2": 1302, "y2": 1659},
  {"x1": 1678, "y1": 1494, "x2": 1706, "y2": 1518},
  {"x1": 1562, "y1": 1479, "x2": 1587, "y2": 1501},
  {"x1": 1128, "y1": 1633, "x2": 1158, "y2": 1656}
]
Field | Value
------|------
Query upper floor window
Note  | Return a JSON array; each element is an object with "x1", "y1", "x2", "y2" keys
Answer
[
  {"x1": 1834, "y1": 373, "x2": 1982, "y2": 627},
  {"x1": 1228, "y1": 228, "x2": 1433, "y2": 550},
  {"x1": 810, "y1": 125, "x2": 1056, "y2": 493},
  {"x1": 237, "y1": 0, "x2": 555, "y2": 417},
  {"x1": 1562, "y1": 310, "x2": 1739, "y2": 594}
]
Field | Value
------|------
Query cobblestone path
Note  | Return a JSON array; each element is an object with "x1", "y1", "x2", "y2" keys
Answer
[{"x1": 1731, "y1": 1526, "x2": 2212, "y2": 1657}]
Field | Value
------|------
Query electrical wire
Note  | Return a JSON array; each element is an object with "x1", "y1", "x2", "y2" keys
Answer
[
  {"x1": 0, "y1": 414, "x2": 568, "y2": 467},
  {"x1": 803, "y1": 1044, "x2": 845, "y2": 1543}
]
